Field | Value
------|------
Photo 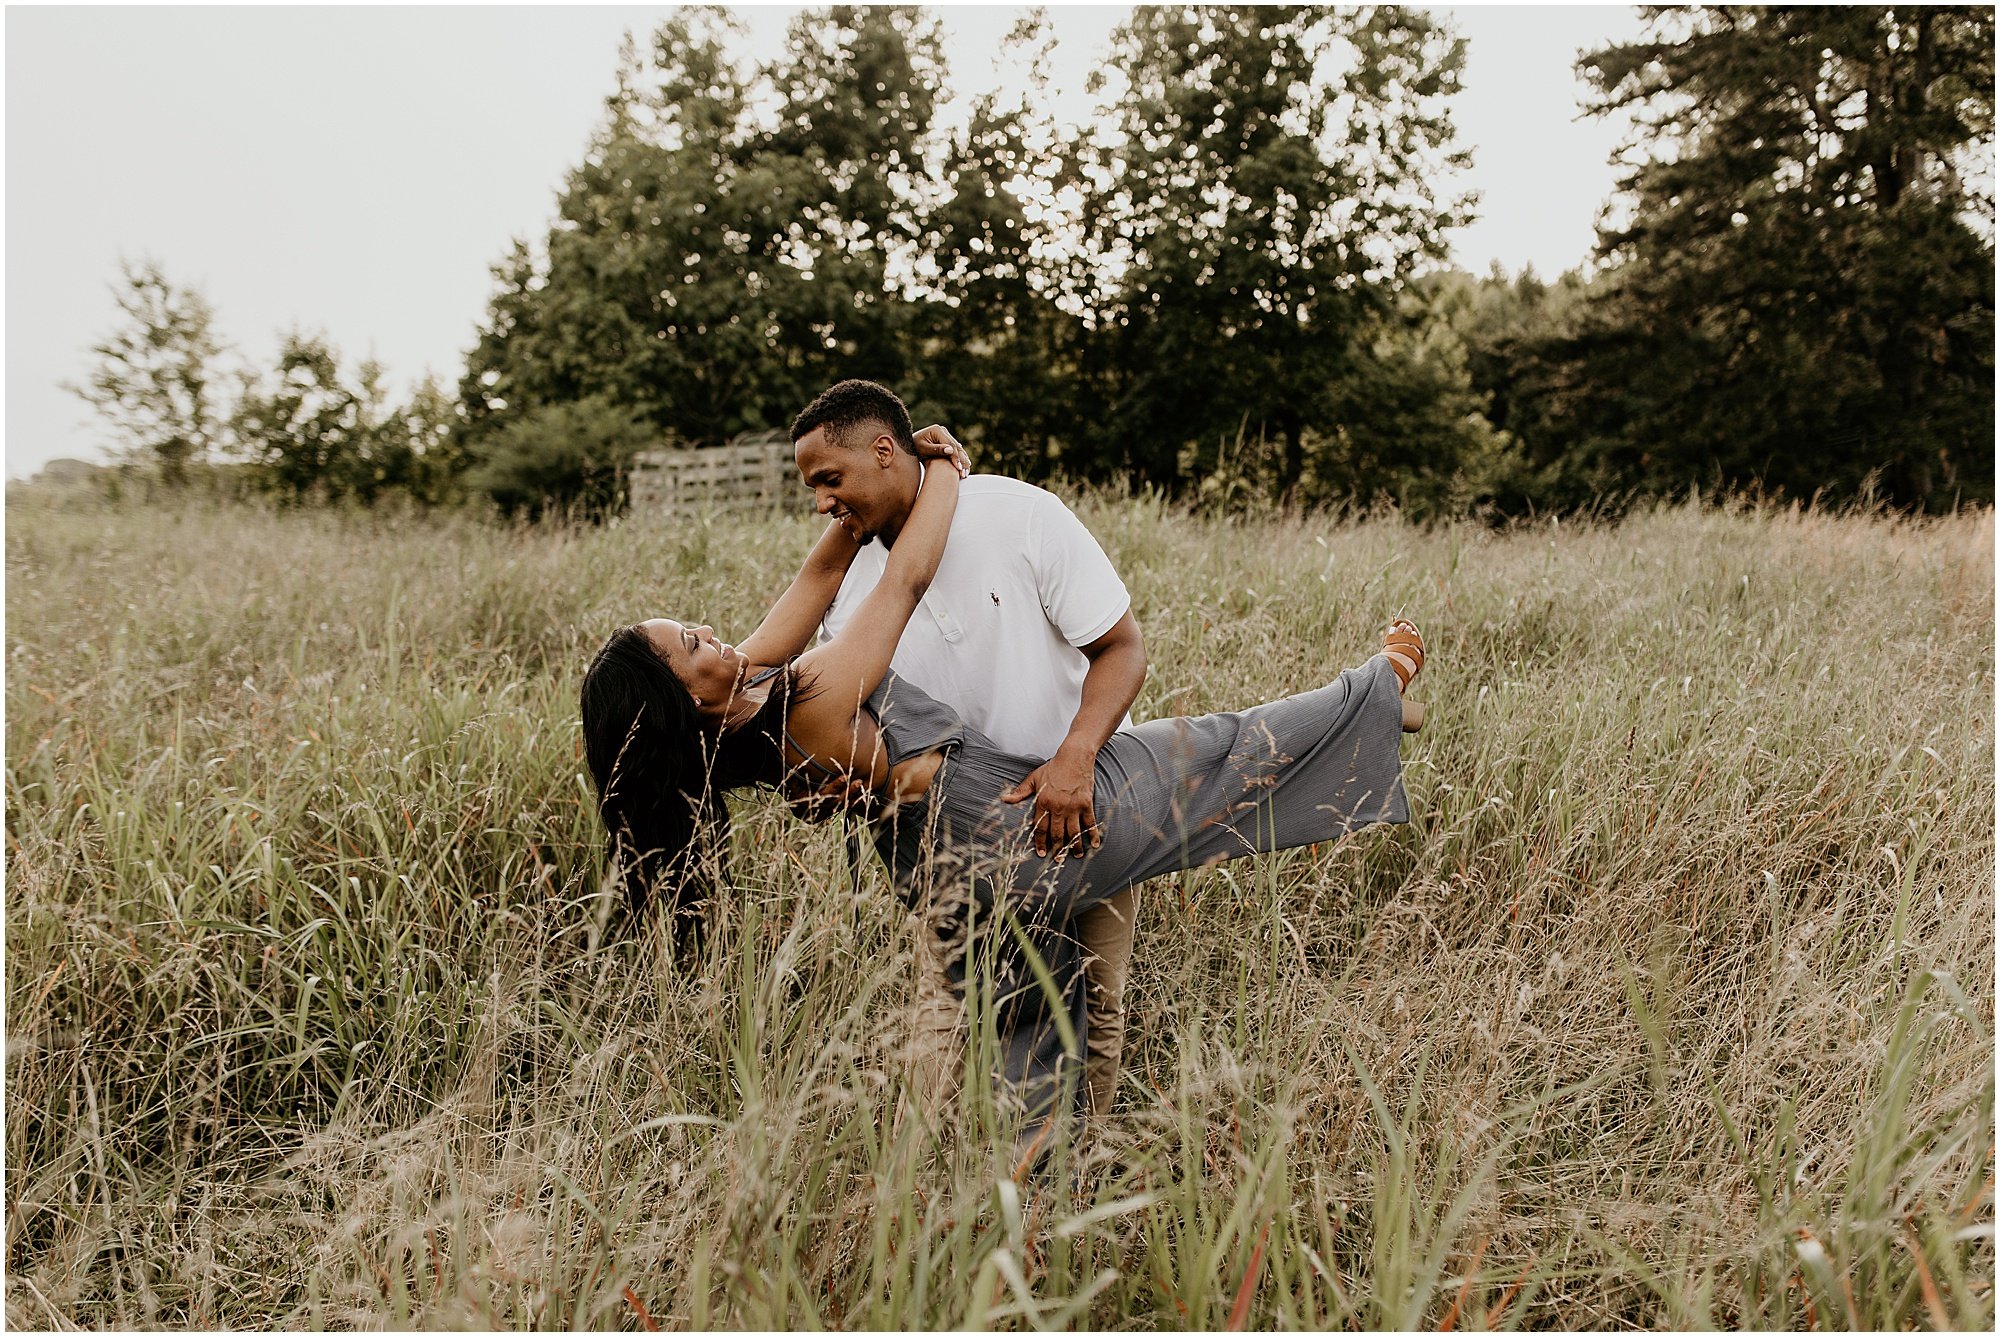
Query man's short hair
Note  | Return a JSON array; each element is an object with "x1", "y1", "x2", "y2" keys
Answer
[{"x1": 789, "y1": 380, "x2": 916, "y2": 455}]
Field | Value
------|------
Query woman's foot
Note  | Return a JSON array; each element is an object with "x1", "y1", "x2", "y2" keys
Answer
[
  {"x1": 1383, "y1": 619, "x2": 1426, "y2": 732},
  {"x1": 1383, "y1": 619, "x2": 1425, "y2": 691}
]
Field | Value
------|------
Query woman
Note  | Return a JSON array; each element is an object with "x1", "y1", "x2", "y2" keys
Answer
[{"x1": 581, "y1": 443, "x2": 1425, "y2": 1120}]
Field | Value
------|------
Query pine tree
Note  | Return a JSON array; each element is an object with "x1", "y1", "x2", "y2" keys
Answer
[{"x1": 1533, "y1": 6, "x2": 1995, "y2": 508}]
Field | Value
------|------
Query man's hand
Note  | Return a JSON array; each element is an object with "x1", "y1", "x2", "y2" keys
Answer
[
  {"x1": 786, "y1": 773, "x2": 877, "y2": 824},
  {"x1": 1001, "y1": 741, "x2": 1100, "y2": 858},
  {"x1": 912, "y1": 424, "x2": 971, "y2": 477}
]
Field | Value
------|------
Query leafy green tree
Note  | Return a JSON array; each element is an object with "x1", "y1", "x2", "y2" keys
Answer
[
  {"x1": 455, "y1": 4, "x2": 1489, "y2": 511},
  {"x1": 1424, "y1": 268, "x2": 1588, "y2": 444},
  {"x1": 66, "y1": 259, "x2": 224, "y2": 485},
  {"x1": 752, "y1": 5, "x2": 947, "y2": 391},
  {"x1": 460, "y1": 6, "x2": 958, "y2": 481},
  {"x1": 393, "y1": 375, "x2": 470, "y2": 507},
  {"x1": 234, "y1": 335, "x2": 423, "y2": 504},
  {"x1": 1083, "y1": 5, "x2": 1474, "y2": 498},
  {"x1": 1420, "y1": 266, "x2": 1604, "y2": 513},
  {"x1": 1532, "y1": 6, "x2": 1995, "y2": 508},
  {"x1": 1310, "y1": 295, "x2": 1506, "y2": 518},
  {"x1": 459, "y1": 14, "x2": 782, "y2": 450},
  {"x1": 463, "y1": 394, "x2": 656, "y2": 518},
  {"x1": 904, "y1": 13, "x2": 1085, "y2": 476},
  {"x1": 232, "y1": 335, "x2": 359, "y2": 502}
]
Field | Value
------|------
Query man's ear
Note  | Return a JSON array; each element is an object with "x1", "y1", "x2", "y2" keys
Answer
[{"x1": 871, "y1": 434, "x2": 899, "y2": 468}]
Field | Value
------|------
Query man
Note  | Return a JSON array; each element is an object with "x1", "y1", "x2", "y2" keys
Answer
[{"x1": 790, "y1": 379, "x2": 1147, "y2": 1117}]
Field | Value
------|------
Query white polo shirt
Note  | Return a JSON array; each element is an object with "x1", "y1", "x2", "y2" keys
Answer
[{"x1": 820, "y1": 475, "x2": 1131, "y2": 760}]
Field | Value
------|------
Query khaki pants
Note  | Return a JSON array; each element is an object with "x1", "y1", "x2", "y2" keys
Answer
[{"x1": 904, "y1": 886, "x2": 1139, "y2": 1117}]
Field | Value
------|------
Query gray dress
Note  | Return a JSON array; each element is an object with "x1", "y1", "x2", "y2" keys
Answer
[{"x1": 858, "y1": 655, "x2": 1411, "y2": 1121}]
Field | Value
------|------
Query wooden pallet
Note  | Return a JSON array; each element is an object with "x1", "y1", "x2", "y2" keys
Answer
[{"x1": 628, "y1": 432, "x2": 813, "y2": 519}]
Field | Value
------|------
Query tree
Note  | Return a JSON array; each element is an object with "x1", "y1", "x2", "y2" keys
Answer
[
  {"x1": 1531, "y1": 6, "x2": 1995, "y2": 508},
  {"x1": 66, "y1": 259, "x2": 224, "y2": 485},
  {"x1": 459, "y1": 7, "x2": 958, "y2": 479},
  {"x1": 1083, "y1": 6, "x2": 1474, "y2": 498},
  {"x1": 904, "y1": 13, "x2": 1085, "y2": 476},
  {"x1": 752, "y1": 5, "x2": 948, "y2": 392},
  {"x1": 233, "y1": 334, "x2": 420, "y2": 504},
  {"x1": 1422, "y1": 266, "x2": 1604, "y2": 513},
  {"x1": 392, "y1": 375, "x2": 470, "y2": 507},
  {"x1": 462, "y1": 394, "x2": 655, "y2": 518},
  {"x1": 1311, "y1": 292, "x2": 1506, "y2": 518},
  {"x1": 459, "y1": 13, "x2": 779, "y2": 452},
  {"x1": 453, "y1": 5, "x2": 1489, "y2": 511}
]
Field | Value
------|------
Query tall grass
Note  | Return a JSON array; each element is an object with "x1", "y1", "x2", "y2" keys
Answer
[{"x1": 6, "y1": 486, "x2": 1991, "y2": 1328}]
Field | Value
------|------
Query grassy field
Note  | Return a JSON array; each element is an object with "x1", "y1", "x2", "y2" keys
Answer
[{"x1": 5, "y1": 486, "x2": 1992, "y2": 1329}]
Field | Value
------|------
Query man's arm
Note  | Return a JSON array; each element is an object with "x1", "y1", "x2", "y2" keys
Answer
[{"x1": 1000, "y1": 610, "x2": 1147, "y2": 856}]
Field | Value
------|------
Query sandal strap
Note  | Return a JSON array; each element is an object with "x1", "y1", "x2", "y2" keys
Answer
[{"x1": 1383, "y1": 622, "x2": 1425, "y2": 690}]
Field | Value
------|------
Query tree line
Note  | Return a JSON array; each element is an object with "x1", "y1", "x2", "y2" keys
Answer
[{"x1": 69, "y1": 5, "x2": 1994, "y2": 517}]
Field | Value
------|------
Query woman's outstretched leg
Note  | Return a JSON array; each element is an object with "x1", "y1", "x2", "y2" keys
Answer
[
  {"x1": 895, "y1": 638, "x2": 1422, "y2": 1124},
  {"x1": 1063, "y1": 649, "x2": 1413, "y2": 900}
]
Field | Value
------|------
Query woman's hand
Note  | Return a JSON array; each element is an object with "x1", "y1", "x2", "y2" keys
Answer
[{"x1": 913, "y1": 424, "x2": 971, "y2": 478}]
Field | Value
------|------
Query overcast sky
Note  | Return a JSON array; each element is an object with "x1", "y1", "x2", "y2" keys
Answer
[{"x1": 4, "y1": 4, "x2": 1643, "y2": 479}]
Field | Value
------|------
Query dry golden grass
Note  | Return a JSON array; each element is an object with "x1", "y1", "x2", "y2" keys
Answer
[{"x1": 5, "y1": 486, "x2": 1992, "y2": 1328}]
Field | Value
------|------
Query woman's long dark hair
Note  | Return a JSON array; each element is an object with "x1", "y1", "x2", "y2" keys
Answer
[{"x1": 579, "y1": 625, "x2": 798, "y2": 944}]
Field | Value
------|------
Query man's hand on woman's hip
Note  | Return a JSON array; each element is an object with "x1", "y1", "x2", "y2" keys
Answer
[
  {"x1": 786, "y1": 773, "x2": 878, "y2": 823},
  {"x1": 1001, "y1": 741, "x2": 1101, "y2": 858}
]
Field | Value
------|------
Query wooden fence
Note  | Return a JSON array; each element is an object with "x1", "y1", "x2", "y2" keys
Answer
[{"x1": 627, "y1": 432, "x2": 813, "y2": 519}]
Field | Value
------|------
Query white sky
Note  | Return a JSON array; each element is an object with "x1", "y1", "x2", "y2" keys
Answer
[{"x1": 4, "y1": 4, "x2": 1643, "y2": 479}]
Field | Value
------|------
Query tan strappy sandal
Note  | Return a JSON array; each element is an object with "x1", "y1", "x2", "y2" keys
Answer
[{"x1": 1383, "y1": 619, "x2": 1426, "y2": 733}]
